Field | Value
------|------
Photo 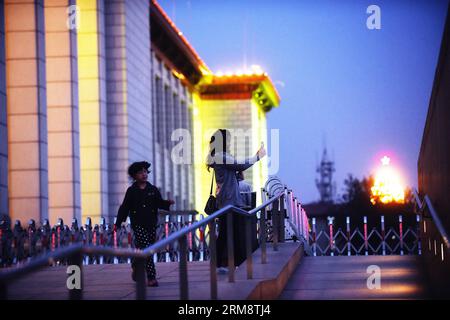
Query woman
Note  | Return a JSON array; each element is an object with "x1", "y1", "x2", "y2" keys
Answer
[
  {"x1": 206, "y1": 129, "x2": 266, "y2": 271},
  {"x1": 115, "y1": 161, "x2": 174, "y2": 287}
]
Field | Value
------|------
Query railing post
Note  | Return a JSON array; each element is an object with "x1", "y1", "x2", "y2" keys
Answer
[
  {"x1": 280, "y1": 193, "x2": 286, "y2": 242},
  {"x1": 199, "y1": 215, "x2": 205, "y2": 262},
  {"x1": 312, "y1": 218, "x2": 317, "y2": 256},
  {"x1": 208, "y1": 221, "x2": 218, "y2": 300},
  {"x1": 177, "y1": 215, "x2": 182, "y2": 263},
  {"x1": 135, "y1": 257, "x2": 146, "y2": 300},
  {"x1": 305, "y1": 209, "x2": 310, "y2": 241},
  {"x1": 328, "y1": 217, "x2": 334, "y2": 256},
  {"x1": 188, "y1": 214, "x2": 193, "y2": 262},
  {"x1": 179, "y1": 234, "x2": 189, "y2": 300},
  {"x1": 260, "y1": 206, "x2": 267, "y2": 264},
  {"x1": 297, "y1": 201, "x2": 302, "y2": 239},
  {"x1": 68, "y1": 250, "x2": 83, "y2": 300},
  {"x1": 346, "y1": 216, "x2": 351, "y2": 256},
  {"x1": 165, "y1": 215, "x2": 170, "y2": 262},
  {"x1": 272, "y1": 198, "x2": 279, "y2": 251},
  {"x1": 363, "y1": 216, "x2": 368, "y2": 256},
  {"x1": 416, "y1": 214, "x2": 422, "y2": 255},
  {"x1": 227, "y1": 211, "x2": 235, "y2": 282},
  {"x1": 290, "y1": 193, "x2": 296, "y2": 235},
  {"x1": 113, "y1": 227, "x2": 118, "y2": 264},
  {"x1": 399, "y1": 215, "x2": 404, "y2": 256},
  {"x1": 284, "y1": 189, "x2": 292, "y2": 238},
  {"x1": 260, "y1": 188, "x2": 267, "y2": 264},
  {"x1": 294, "y1": 196, "x2": 300, "y2": 239},
  {"x1": 381, "y1": 216, "x2": 386, "y2": 256},
  {"x1": 246, "y1": 216, "x2": 253, "y2": 279}
]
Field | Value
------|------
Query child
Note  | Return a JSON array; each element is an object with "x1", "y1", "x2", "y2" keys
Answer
[{"x1": 115, "y1": 161, "x2": 174, "y2": 287}]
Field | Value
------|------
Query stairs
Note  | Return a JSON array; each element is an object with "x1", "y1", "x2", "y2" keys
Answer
[{"x1": 279, "y1": 255, "x2": 427, "y2": 299}]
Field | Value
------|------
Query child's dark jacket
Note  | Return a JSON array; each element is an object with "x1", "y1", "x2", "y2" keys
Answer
[{"x1": 115, "y1": 182, "x2": 171, "y2": 231}]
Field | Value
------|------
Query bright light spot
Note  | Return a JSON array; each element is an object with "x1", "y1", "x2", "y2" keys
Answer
[
  {"x1": 250, "y1": 64, "x2": 264, "y2": 75},
  {"x1": 214, "y1": 65, "x2": 267, "y2": 77},
  {"x1": 370, "y1": 155, "x2": 405, "y2": 205},
  {"x1": 381, "y1": 156, "x2": 390, "y2": 166}
]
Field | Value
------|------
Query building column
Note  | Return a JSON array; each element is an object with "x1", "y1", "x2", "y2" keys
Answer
[
  {"x1": 77, "y1": 0, "x2": 108, "y2": 224},
  {"x1": 152, "y1": 69, "x2": 165, "y2": 195},
  {"x1": 187, "y1": 100, "x2": 195, "y2": 209},
  {"x1": 180, "y1": 99, "x2": 188, "y2": 209},
  {"x1": 5, "y1": 0, "x2": 48, "y2": 224},
  {"x1": 104, "y1": 0, "x2": 152, "y2": 221},
  {"x1": 163, "y1": 82, "x2": 173, "y2": 201},
  {"x1": 173, "y1": 92, "x2": 181, "y2": 210},
  {"x1": 45, "y1": 0, "x2": 81, "y2": 225},
  {"x1": 0, "y1": 3, "x2": 7, "y2": 217}
]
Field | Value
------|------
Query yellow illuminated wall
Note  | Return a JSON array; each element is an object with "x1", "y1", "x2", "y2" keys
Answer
[
  {"x1": 45, "y1": 0, "x2": 81, "y2": 225},
  {"x1": 77, "y1": 0, "x2": 108, "y2": 224},
  {"x1": 250, "y1": 98, "x2": 269, "y2": 204},
  {"x1": 192, "y1": 93, "x2": 269, "y2": 214}
]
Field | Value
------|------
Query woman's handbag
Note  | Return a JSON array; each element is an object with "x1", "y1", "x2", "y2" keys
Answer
[{"x1": 204, "y1": 171, "x2": 217, "y2": 215}]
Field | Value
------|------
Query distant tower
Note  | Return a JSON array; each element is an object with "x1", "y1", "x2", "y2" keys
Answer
[{"x1": 315, "y1": 148, "x2": 336, "y2": 203}]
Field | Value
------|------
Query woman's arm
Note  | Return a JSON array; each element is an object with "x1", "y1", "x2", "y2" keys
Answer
[{"x1": 216, "y1": 152, "x2": 261, "y2": 172}]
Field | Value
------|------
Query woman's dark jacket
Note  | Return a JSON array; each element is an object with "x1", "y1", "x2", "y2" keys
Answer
[{"x1": 115, "y1": 182, "x2": 171, "y2": 231}]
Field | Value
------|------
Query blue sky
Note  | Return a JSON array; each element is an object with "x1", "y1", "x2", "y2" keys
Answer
[{"x1": 159, "y1": 0, "x2": 449, "y2": 203}]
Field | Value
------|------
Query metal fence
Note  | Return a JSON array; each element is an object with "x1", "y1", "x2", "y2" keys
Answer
[
  {"x1": 0, "y1": 212, "x2": 209, "y2": 268},
  {"x1": 309, "y1": 214, "x2": 421, "y2": 256}
]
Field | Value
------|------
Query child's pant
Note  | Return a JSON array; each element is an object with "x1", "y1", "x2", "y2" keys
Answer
[{"x1": 132, "y1": 225, "x2": 157, "y2": 280}]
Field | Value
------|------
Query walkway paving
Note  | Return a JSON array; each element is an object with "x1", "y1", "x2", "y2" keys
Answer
[
  {"x1": 5, "y1": 242, "x2": 303, "y2": 300},
  {"x1": 279, "y1": 255, "x2": 428, "y2": 300}
]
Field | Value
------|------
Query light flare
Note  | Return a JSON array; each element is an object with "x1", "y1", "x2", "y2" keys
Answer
[{"x1": 371, "y1": 156, "x2": 405, "y2": 204}]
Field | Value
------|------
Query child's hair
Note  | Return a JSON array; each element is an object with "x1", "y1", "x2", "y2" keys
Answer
[{"x1": 128, "y1": 161, "x2": 151, "y2": 179}]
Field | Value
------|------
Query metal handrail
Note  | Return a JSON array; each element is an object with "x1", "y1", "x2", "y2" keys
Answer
[
  {"x1": 0, "y1": 191, "x2": 293, "y2": 300},
  {"x1": 413, "y1": 189, "x2": 450, "y2": 250}
]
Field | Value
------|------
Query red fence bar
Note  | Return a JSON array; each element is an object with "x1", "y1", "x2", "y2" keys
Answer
[
  {"x1": 399, "y1": 215, "x2": 404, "y2": 256},
  {"x1": 299, "y1": 205, "x2": 303, "y2": 238},
  {"x1": 51, "y1": 232, "x2": 56, "y2": 252},
  {"x1": 298, "y1": 205, "x2": 302, "y2": 238},
  {"x1": 165, "y1": 215, "x2": 170, "y2": 262},
  {"x1": 290, "y1": 193, "x2": 296, "y2": 233},
  {"x1": 312, "y1": 217, "x2": 317, "y2": 256},
  {"x1": 381, "y1": 215, "x2": 386, "y2": 256},
  {"x1": 304, "y1": 209, "x2": 310, "y2": 240},
  {"x1": 126, "y1": 226, "x2": 132, "y2": 264},
  {"x1": 346, "y1": 216, "x2": 351, "y2": 256},
  {"x1": 57, "y1": 226, "x2": 61, "y2": 249},
  {"x1": 199, "y1": 215, "x2": 205, "y2": 262},
  {"x1": 328, "y1": 217, "x2": 334, "y2": 256},
  {"x1": 113, "y1": 228, "x2": 118, "y2": 264},
  {"x1": 188, "y1": 215, "x2": 193, "y2": 262},
  {"x1": 364, "y1": 216, "x2": 368, "y2": 256}
]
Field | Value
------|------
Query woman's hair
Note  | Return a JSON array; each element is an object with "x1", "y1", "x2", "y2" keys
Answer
[
  {"x1": 206, "y1": 129, "x2": 230, "y2": 171},
  {"x1": 128, "y1": 161, "x2": 151, "y2": 179}
]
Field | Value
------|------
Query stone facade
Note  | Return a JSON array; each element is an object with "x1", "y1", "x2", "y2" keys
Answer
[{"x1": 0, "y1": 0, "x2": 276, "y2": 226}]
